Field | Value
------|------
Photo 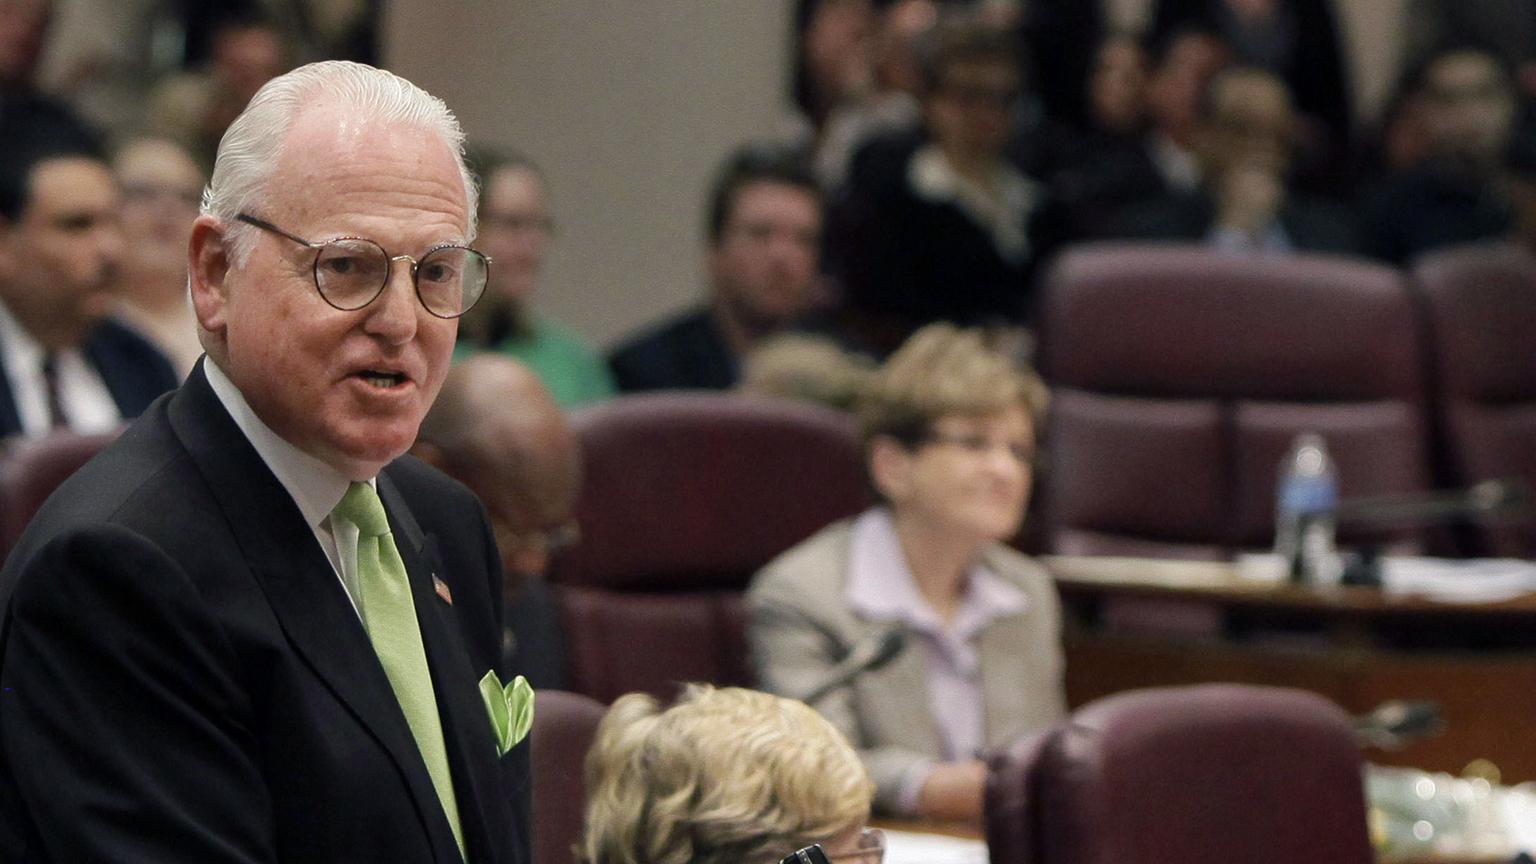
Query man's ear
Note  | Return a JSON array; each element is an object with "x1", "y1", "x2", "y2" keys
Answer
[
  {"x1": 868, "y1": 435, "x2": 913, "y2": 505},
  {"x1": 188, "y1": 215, "x2": 232, "y2": 335}
]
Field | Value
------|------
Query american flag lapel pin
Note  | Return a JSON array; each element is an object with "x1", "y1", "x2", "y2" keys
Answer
[{"x1": 432, "y1": 574, "x2": 453, "y2": 605}]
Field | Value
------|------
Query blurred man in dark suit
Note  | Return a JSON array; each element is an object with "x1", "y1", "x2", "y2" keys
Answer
[
  {"x1": 1107, "y1": 66, "x2": 1356, "y2": 254},
  {"x1": 0, "y1": 131, "x2": 177, "y2": 438}
]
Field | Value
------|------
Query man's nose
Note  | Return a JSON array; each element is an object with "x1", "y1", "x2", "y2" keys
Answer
[{"x1": 362, "y1": 257, "x2": 421, "y2": 342}]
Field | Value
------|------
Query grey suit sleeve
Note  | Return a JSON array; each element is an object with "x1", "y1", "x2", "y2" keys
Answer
[
  {"x1": 746, "y1": 567, "x2": 933, "y2": 813},
  {"x1": 0, "y1": 525, "x2": 275, "y2": 863}
]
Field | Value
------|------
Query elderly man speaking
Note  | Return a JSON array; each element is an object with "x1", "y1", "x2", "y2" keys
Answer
[{"x1": 0, "y1": 62, "x2": 530, "y2": 864}]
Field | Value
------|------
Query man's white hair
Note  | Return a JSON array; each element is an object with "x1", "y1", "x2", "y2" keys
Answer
[{"x1": 201, "y1": 60, "x2": 479, "y2": 266}]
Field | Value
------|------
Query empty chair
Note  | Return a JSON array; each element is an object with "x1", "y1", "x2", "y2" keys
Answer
[
  {"x1": 0, "y1": 429, "x2": 120, "y2": 562},
  {"x1": 985, "y1": 683, "x2": 1374, "y2": 864},
  {"x1": 1414, "y1": 242, "x2": 1536, "y2": 557},
  {"x1": 1037, "y1": 244, "x2": 1431, "y2": 558},
  {"x1": 530, "y1": 689, "x2": 607, "y2": 864},
  {"x1": 550, "y1": 392, "x2": 869, "y2": 703}
]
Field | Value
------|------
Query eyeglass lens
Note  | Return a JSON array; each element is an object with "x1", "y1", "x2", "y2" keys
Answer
[{"x1": 313, "y1": 238, "x2": 489, "y2": 318}]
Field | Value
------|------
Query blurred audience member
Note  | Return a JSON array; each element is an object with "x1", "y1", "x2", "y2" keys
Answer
[
  {"x1": 456, "y1": 151, "x2": 614, "y2": 407},
  {"x1": 749, "y1": 324, "x2": 1064, "y2": 821},
  {"x1": 146, "y1": 11, "x2": 287, "y2": 173},
  {"x1": 609, "y1": 143, "x2": 824, "y2": 392},
  {"x1": 112, "y1": 137, "x2": 204, "y2": 378},
  {"x1": 831, "y1": 14, "x2": 1065, "y2": 356},
  {"x1": 178, "y1": 0, "x2": 380, "y2": 69},
  {"x1": 1149, "y1": 0, "x2": 1351, "y2": 164},
  {"x1": 738, "y1": 332, "x2": 876, "y2": 411},
  {"x1": 579, "y1": 684, "x2": 877, "y2": 864},
  {"x1": 1406, "y1": 0, "x2": 1536, "y2": 101},
  {"x1": 0, "y1": 0, "x2": 95, "y2": 143},
  {"x1": 1108, "y1": 67, "x2": 1356, "y2": 253},
  {"x1": 811, "y1": 0, "x2": 935, "y2": 190},
  {"x1": 1060, "y1": 25, "x2": 1229, "y2": 238},
  {"x1": 1360, "y1": 46, "x2": 1519, "y2": 265},
  {"x1": 0, "y1": 129, "x2": 177, "y2": 438},
  {"x1": 414, "y1": 355, "x2": 578, "y2": 689},
  {"x1": 791, "y1": 0, "x2": 878, "y2": 137}
]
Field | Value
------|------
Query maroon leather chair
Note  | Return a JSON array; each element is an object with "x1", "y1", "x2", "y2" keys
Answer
[
  {"x1": 985, "y1": 684, "x2": 1374, "y2": 864},
  {"x1": 1037, "y1": 244, "x2": 1431, "y2": 559},
  {"x1": 1413, "y1": 243, "x2": 1536, "y2": 557},
  {"x1": 530, "y1": 689, "x2": 607, "y2": 864},
  {"x1": 0, "y1": 429, "x2": 120, "y2": 562},
  {"x1": 551, "y1": 393, "x2": 869, "y2": 703}
]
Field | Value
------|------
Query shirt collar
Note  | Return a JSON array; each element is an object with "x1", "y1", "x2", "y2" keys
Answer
[
  {"x1": 845, "y1": 507, "x2": 1029, "y2": 637},
  {"x1": 907, "y1": 145, "x2": 1038, "y2": 262},
  {"x1": 203, "y1": 358, "x2": 356, "y2": 529},
  {"x1": 0, "y1": 299, "x2": 42, "y2": 374}
]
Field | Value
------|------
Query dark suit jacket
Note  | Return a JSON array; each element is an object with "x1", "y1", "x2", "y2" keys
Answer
[
  {"x1": 607, "y1": 307, "x2": 738, "y2": 392},
  {"x1": 1107, "y1": 188, "x2": 1359, "y2": 254},
  {"x1": 0, "y1": 316, "x2": 179, "y2": 438},
  {"x1": 0, "y1": 364, "x2": 531, "y2": 863}
]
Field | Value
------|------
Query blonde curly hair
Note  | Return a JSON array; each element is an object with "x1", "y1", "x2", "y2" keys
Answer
[{"x1": 579, "y1": 685, "x2": 873, "y2": 864}]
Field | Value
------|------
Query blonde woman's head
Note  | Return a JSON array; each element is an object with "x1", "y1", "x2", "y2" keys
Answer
[
  {"x1": 858, "y1": 324, "x2": 1047, "y2": 541},
  {"x1": 580, "y1": 685, "x2": 873, "y2": 864}
]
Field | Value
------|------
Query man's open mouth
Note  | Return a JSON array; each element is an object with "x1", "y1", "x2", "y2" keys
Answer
[{"x1": 357, "y1": 370, "x2": 408, "y2": 389}]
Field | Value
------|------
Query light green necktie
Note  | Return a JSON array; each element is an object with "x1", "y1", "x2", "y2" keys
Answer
[{"x1": 334, "y1": 481, "x2": 465, "y2": 859}]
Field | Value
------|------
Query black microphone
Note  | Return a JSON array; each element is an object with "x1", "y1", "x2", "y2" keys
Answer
[
  {"x1": 797, "y1": 627, "x2": 907, "y2": 706},
  {"x1": 1335, "y1": 479, "x2": 1531, "y2": 528},
  {"x1": 1353, "y1": 699, "x2": 1443, "y2": 751}
]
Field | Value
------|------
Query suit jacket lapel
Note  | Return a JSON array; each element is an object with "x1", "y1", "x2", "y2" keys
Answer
[
  {"x1": 978, "y1": 612, "x2": 1033, "y2": 747},
  {"x1": 378, "y1": 474, "x2": 518, "y2": 863},
  {"x1": 167, "y1": 365, "x2": 463, "y2": 863}
]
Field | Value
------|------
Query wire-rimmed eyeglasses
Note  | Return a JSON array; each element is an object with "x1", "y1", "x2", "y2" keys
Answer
[{"x1": 236, "y1": 213, "x2": 491, "y2": 319}]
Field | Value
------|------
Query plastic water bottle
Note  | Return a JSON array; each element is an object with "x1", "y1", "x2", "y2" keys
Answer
[{"x1": 1274, "y1": 433, "x2": 1341, "y2": 585}]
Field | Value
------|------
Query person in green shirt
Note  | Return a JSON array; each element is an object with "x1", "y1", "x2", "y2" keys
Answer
[{"x1": 454, "y1": 150, "x2": 615, "y2": 407}]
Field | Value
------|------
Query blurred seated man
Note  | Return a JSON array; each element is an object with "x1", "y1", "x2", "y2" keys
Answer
[
  {"x1": 748, "y1": 323, "x2": 1064, "y2": 822},
  {"x1": 579, "y1": 684, "x2": 878, "y2": 864},
  {"x1": 1360, "y1": 46, "x2": 1519, "y2": 265},
  {"x1": 454, "y1": 151, "x2": 614, "y2": 407},
  {"x1": 112, "y1": 137, "x2": 206, "y2": 378},
  {"x1": 608, "y1": 143, "x2": 824, "y2": 392},
  {"x1": 0, "y1": 129, "x2": 177, "y2": 438},
  {"x1": 414, "y1": 355, "x2": 577, "y2": 689},
  {"x1": 1106, "y1": 66, "x2": 1356, "y2": 253}
]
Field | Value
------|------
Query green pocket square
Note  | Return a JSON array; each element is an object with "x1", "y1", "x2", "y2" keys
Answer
[{"x1": 479, "y1": 670, "x2": 534, "y2": 756}]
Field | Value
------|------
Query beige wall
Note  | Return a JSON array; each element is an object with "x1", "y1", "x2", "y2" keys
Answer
[{"x1": 385, "y1": 0, "x2": 796, "y2": 350}]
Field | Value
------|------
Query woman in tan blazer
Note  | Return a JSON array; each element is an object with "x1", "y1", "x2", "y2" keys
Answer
[{"x1": 748, "y1": 324, "x2": 1065, "y2": 823}]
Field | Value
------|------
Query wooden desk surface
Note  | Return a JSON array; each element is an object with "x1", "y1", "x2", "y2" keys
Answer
[
  {"x1": 1044, "y1": 555, "x2": 1536, "y2": 618},
  {"x1": 872, "y1": 818, "x2": 1504, "y2": 863}
]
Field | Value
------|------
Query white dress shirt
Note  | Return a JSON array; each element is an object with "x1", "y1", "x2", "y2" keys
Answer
[
  {"x1": 204, "y1": 358, "x2": 368, "y2": 617},
  {"x1": 0, "y1": 300, "x2": 121, "y2": 437}
]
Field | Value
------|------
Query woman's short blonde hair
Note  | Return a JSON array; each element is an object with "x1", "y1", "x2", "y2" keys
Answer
[
  {"x1": 858, "y1": 323, "x2": 1047, "y2": 447},
  {"x1": 579, "y1": 685, "x2": 873, "y2": 864}
]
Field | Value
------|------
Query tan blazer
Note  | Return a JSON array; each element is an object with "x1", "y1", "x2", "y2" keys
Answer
[{"x1": 746, "y1": 516, "x2": 1065, "y2": 813}]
